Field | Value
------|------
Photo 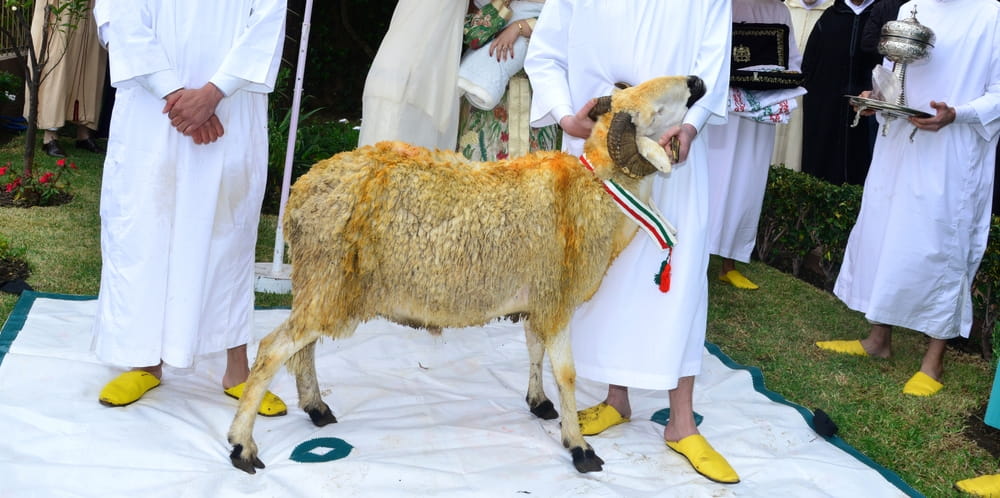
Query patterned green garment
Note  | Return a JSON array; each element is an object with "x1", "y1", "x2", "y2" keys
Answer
[{"x1": 458, "y1": 74, "x2": 561, "y2": 161}]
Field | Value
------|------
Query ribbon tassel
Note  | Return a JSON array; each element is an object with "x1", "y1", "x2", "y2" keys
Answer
[
  {"x1": 579, "y1": 155, "x2": 677, "y2": 294},
  {"x1": 654, "y1": 249, "x2": 671, "y2": 293}
]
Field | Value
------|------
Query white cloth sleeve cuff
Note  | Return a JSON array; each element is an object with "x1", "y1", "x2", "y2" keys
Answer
[
  {"x1": 138, "y1": 70, "x2": 183, "y2": 99},
  {"x1": 554, "y1": 105, "x2": 575, "y2": 127},
  {"x1": 953, "y1": 105, "x2": 979, "y2": 125},
  {"x1": 209, "y1": 74, "x2": 249, "y2": 98},
  {"x1": 532, "y1": 104, "x2": 574, "y2": 129},
  {"x1": 682, "y1": 104, "x2": 713, "y2": 133}
]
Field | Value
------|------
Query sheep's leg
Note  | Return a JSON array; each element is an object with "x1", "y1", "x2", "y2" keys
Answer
[
  {"x1": 546, "y1": 326, "x2": 604, "y2": 473},
  {"x1": 286, "y1": 334, "x2": 345, "y2": 427},
  {"x1": 524, "y1": 325, "x2": 558, "y2": 420},
  {"x1": 228, "y1": 320, "x2": 316, "y2": 474}
]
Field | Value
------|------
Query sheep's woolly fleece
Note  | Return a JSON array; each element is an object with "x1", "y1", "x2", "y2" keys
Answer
[{"x1": 284, "y1": 142, "x2": 630, "y2": 337}]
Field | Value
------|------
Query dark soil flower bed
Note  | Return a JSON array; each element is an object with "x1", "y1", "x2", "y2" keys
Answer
[
  {"x1": 0, "y1": 189, "x2": 72, "y2": 208},
  {"x1": 0, "y1": 256, "x2": 29, "y2": 284}
]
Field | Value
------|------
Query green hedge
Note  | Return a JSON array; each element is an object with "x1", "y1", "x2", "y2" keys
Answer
[
  {"x1": 263, "y1": 69, "x2": 360, "y2": 215},
  {"x1": 756, "y1": 166, "x2": 862, "y2": 290},
  {"x1": 757, "y1": 166, "x2": 1000, "y2": 360}
]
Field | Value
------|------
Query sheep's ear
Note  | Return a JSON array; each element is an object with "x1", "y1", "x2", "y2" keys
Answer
[{"x1": 637, "y1": 136, "x2": 672, "y2": 172}]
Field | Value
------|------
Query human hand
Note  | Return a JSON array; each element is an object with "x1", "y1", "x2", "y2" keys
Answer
[
  {"x1": 909, "y1": 100, "x2": 956, "y2": 131},
  {"x1": 658, "y1": 123, "x2": 697, "y2": 164},
  {"x1": 189, "y1": 114, "x2": 225, "y2": 145},
  {"x1": 163, "y1": 83, "x2": 224, "y2": 136},
  {"x1": 853, "y1": 90, "x2": 876, "y2": 117},
  {"x1": 489, "y1": 23, "x2": 521, "y2": 61},
  {"x1": 559, "y1": 99, "x2": 598, "y2": 139}
]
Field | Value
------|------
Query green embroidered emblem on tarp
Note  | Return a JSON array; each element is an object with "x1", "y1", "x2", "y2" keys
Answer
[
  {"x1": 289, "y1": 437, "x2": 353, "y2": 463},
  {"x1": 650, "y1": 408, "x2": 703, "y2": 427}
]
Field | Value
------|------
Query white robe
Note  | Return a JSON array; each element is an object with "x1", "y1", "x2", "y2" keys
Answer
[
  {"x1": 770, "y1": 0, "x2": 833, "y2": 171},
  {"x1": 834, "y1": 0, "x2": 1000, "y2": 340},
  {"x1": 358, "y1": 0, "x2": 466, "y2": 150},
  {"x1": 526, "y1": 0, "x2": 731, "y2": 390},
  {"x1": 91, "y1": 0, "x2": 286, "y2": 368},
  {"x1": 707, "y1": 0, "x2": 803, "y2": 263}
]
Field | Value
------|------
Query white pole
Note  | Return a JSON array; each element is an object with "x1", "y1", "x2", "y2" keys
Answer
[{"x1": 256, "y1": 0, "x2": 313, "y2": 293}]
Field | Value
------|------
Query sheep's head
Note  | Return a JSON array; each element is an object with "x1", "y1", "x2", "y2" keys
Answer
[{"x1": 584, "y1": 75, "x2": 705, "y2": 178}]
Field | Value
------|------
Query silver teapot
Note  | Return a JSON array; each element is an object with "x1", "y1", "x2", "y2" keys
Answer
[{"x1": 878, "y1": 6, "x2": 935, "y2": 107}]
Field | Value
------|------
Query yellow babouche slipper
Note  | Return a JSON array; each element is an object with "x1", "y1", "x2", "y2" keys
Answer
[
  {"x1": 902, "y1": 371, "x2": 943, "y2": 397},
  {"x1": 955, "y1": 474, "x2": 1000, "y2": 497},
  {"x1": 99, "y1": 371, "x2": 161, "y2": 407},
  {"x1": 224, "y1": 382, "x2": 288, "y2": 417},
  {"x1": 815, "y1": 339, "x2": 869, "y2": 356},
  {"x1": 577, "y1": 402, "x2": 628, "y2": 436},
  {"x1": 666, "y1": 434, "x2": 740, "y2": 484},
  {"x1": 719, "y1": 270, "x2": 759, "y2": 290}
]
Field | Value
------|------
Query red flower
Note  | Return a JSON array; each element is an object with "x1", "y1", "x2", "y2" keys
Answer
[
  {"x1": 38, "y1": 172, "x2": 54, "y2": 184},
  {"x1": 4, "y1": 182, "x2": 13, "y2": 193},
  {"x1": 70, "y1": 162, "x2": 77, "y2": 170},
  {"x1": 500, "y1": 132, "x2": 509, "y2": 143},
  {"x1": 497, "y1": 152, "x2": 508, "y2": 160},
  {"x1": 0, "y1": 166, "x2": 7, "y2": 176},
  {"x1": 56, "y1": 158, "x2": 66, "y2": 167}
]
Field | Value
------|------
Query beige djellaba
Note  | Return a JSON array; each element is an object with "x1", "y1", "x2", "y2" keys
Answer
[{"x1": 24, "y1": 0, "x2": 107, "y2": 131}]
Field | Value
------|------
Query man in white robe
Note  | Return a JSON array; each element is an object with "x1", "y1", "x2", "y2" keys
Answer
[
  {"x1": 707, "y1": 0, "x2": 804, "y2": 290},
  {"x1": 818, "y1": 0, "x2": 1000, "y2": 397},
  {"x1": 91, "y1": 0, "x2": 289, "y2": 413},
  {"x1": 526, "y1": 0, "x2": 738, "y2": 484},
  {"x1": 358, "y1": 0, "x2": 467, "y2": 150}
]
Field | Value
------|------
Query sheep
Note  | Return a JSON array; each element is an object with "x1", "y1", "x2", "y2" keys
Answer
[{"x1": 227, "y1": 75, "x2": 706, "y2": 475}]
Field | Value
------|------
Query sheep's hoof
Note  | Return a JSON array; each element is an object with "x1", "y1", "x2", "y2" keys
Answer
[
  {"x1": 230, "y1": 444, "x2": 266, "y2": 474},
  {"x1": 570, "y1": 446, "x2": 604, "y2": 473},
  {"x1": 307, "y1": 406, "x2": 338, "y2": 427},
  {"x1": 528, "y1": 399, "x2": 558, "y2": 420}
]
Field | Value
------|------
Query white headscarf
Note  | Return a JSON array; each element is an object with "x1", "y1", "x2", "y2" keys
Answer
[
  {"x1": 792, "y1": 0, "x2": 834, "y2": 9},
  {"x1": 845, "y1": 0, "x2": 876, "y2": 15}
]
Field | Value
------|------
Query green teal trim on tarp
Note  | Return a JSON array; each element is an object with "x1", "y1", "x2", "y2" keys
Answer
[
  {"x1": 0, "y1": 292, "x2": 95, "y2": 369},
  {"x1": 704, "y1": 341, "x2": 923, "y2": 498}
]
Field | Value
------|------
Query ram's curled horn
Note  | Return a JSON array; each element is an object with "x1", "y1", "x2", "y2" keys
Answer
[
  {"x1": 586, "y1": 96, "x2": 613, "y2": 121},
  {"x1": 607, "y1": 112, "x2": 658, "y2": 179}
]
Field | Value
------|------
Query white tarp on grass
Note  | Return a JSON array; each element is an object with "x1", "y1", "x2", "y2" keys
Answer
[{"x1": 0, "y1": 293, "x2": 918, "y2": 497}]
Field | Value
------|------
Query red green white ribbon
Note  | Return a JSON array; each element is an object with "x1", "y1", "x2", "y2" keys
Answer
[
  {"x1": 579, "y1": 155, "x2": 677, "y2": 292},
  {"x1": 579, "y1": 155, "x2": 677, "y2": 249}
]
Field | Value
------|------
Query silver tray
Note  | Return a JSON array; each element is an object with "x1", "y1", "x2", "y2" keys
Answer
[{"x1": 846, "y1": 95, "x2": 932, "y2": 119}]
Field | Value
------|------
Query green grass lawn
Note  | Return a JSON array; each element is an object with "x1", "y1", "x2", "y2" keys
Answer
[{"x1": 0, "y1": 134, "x2": 996, "y2": 497}]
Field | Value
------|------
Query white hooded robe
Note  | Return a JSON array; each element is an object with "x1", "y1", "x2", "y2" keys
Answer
[
  {"x1": 833, "y1": 0, "x2": 1000, "y2": 339},
  {"x1": 91, "y1": 0, "x2": 286, "y2": 368},
  {"x1": 526, "y1": 0, "x2": 731, "y2": 390},
  {"x1": 706, "y1": 0, "x2": 804, "y2": 263}
]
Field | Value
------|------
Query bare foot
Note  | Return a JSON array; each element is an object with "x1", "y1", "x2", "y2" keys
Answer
[
  {"x1": 222, "y1": 345, "x2": 250, "y2": 389},
  {"x1": 134, "y1": 362, "x2": 163, "y2": 380}
]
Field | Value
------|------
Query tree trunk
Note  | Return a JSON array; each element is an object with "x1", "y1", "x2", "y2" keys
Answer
[{"x1": 22, "y1": 62, "x2": 38, "y2": 179}]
